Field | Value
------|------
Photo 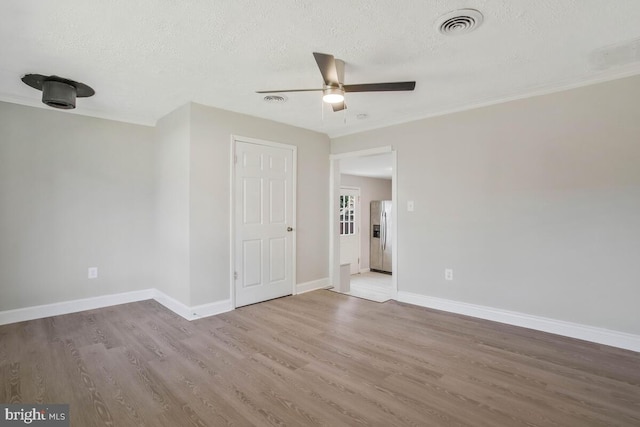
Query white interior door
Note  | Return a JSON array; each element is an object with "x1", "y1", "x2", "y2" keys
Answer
[
  {"x1": 339, "y1": 187, "x2": 360, "y2": 275},
  {"x1": 234, "y1": 139, "x2": 295, "y2": 307}
]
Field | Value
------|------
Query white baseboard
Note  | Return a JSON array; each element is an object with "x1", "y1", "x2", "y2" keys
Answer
[
  {"x1": 152, "y1": 290, "x2": 233, "y2": 321},
  {"x1": 396, "y1": 291, "x2": 640, "y2": 353},
  {"x1": 8, "y1": 287, "x2": 636, "y2": 353},
  {"x1": 151, "y1": 290, "x2": 193, "y2": 320},
  {"x1": 296, "y1": 277, "x2": 331, "y2": 294},
  {"x1": 359, "y1": 268, "x2": 371, "y2": 274},
  {"x1": 0, "y1": 289, "x2": 155, "y2": 326},
  {"x1": 0, "y1": 289, "x2": 234, "y2": 326},
  {"x1": 190, "y1": 299, "x2": 234, "y2": 319}
]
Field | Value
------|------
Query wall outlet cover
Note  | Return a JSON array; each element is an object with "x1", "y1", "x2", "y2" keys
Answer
[{"x1": 445, "y1": 269, "x2": 453, "y2": 281}]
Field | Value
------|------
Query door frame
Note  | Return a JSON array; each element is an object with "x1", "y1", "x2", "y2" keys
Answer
[
  {"x1": 329, "y1": 146, "x2": 397, "y2": 297},
  {"x1": 230, "y1": 135, "x2": 297, "y2": 308},
  {"x1": 339, "y1": 185, "x2": 361, "y2": 274}
]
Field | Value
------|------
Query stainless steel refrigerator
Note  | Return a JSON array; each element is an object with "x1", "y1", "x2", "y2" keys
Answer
[{"x1": 370, "y1": 200, "x2": 392, "y2": 274}]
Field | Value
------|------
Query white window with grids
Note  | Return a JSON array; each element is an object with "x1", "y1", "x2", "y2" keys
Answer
[
  {"x1": 339, "y1": 187, "x2": 360, "y2": 274},
  {"x1": 340, "y1": 194, "x2": 356, "y2": 235}
]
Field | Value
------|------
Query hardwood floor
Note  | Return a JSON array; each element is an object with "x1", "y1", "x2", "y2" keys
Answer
[{"x1": 1, "y1": 290, "x2": 639, "y2": 426}]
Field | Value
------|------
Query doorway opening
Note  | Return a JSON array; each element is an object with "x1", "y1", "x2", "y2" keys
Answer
[{"x1": 329, "y1": 147, "x2": 397, "y2": 302}]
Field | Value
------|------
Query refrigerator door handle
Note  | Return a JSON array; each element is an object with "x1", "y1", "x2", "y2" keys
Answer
[{"x1": 382, "y1": 211, "x2": 387, "y2": 251}]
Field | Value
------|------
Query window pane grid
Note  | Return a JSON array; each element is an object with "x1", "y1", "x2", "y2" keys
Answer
[{"x1": 339, "y1": 195, "x2": 356, "y2": 236}]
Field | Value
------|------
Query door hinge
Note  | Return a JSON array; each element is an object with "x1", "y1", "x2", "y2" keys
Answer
[
  {"x1": 234, "y1": 271, "x2": 238, "y2": 280},
  {"x1": 234, "y1": 154, "x2": 238, "y2": 164}
]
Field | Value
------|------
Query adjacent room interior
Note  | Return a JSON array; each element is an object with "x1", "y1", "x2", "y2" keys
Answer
[
  {"x1": 1, "y1": 1, "x2": 639, "y2": 425},
  {"x1": 333, "y1": 152, "x2": 395, "y2": 302}
]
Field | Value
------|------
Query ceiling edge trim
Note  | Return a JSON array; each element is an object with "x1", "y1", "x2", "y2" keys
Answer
[
  {"x1": 328, "y1": 64, "x2": 640, "y2": 139},
  {"x1": 330, "y1": 146, "x2": 392, "y2": 160},
  {"x1": 0, "y1": 93, "x2": 156, "y2": 127},
  {"x1": 3, "y1": 62, "x2": 640, "y2": 136}
]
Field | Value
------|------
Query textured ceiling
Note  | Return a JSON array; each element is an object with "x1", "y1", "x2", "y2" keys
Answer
[{"x1": 2, "y1": 0, "x2": 640, "y2": 137}]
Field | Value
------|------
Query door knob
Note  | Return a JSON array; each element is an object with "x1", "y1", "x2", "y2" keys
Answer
[{"x1": 287, "y1": 227, "x2": 294, "y2": 232}]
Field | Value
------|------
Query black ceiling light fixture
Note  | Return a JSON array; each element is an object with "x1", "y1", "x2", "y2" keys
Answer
[{"x1": 21, "y1": 74, "x2": 95, "y2": 109}]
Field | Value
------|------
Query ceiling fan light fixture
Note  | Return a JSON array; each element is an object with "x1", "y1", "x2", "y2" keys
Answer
[
  {"x1": 256, "y1": 52, "x2": 416, "y2": 113},
  {"x1": 322, "y1": 87, "x2": 345, "y2": 104}
]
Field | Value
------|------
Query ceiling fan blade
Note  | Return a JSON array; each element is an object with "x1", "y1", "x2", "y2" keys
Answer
[
  {"x1": 255, "y1": 88, "x2": 322, "y2": 93},
  {"x1": 331, "y1": 101, "x2": 347, "y2": 112},
  {"x1": 335, "y1": 59, "x2": 345, "y2": 85},
  {"x1": 313, "y1": 52, "x2": 339, "y2": 86},
  {"x1": 343, "y1": 81, "x2": 416, "y2": 92}
]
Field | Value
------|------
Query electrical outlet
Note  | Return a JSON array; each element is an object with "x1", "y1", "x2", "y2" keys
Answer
[
  {"x1": 88, "y1": 267, "x2": 98, "y2": 279},
  {"x1": 445, "y1": 269, "x2": 453, "y2": 281},
  {"x1": 407, "y1": 200, "x2": 414, "y2": 212}
]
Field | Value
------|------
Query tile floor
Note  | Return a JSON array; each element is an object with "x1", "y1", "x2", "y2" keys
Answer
[{"x1": 331, "y1": 271, "x2": 394, "y2": 302}]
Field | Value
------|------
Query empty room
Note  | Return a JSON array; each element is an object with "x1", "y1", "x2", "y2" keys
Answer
[{"x1": 1, "y1": 1, "x2": 639, "y2": 426}]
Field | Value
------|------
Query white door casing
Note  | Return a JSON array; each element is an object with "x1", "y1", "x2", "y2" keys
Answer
[
  {"x1": 339, "y1": 187, "x2": 360, "y2": 275},
  {"x1": 233, "y1": 138, "x2": 296, "y2": 307},
  {"x1": 329, "y1": 147, "x2": 397, "y2": 297}
]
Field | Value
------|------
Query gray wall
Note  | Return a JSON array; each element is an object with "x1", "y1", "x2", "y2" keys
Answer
[
  {"x1": 189, "y1": 103, "x2": 330, "y2": 304},
  {"x1": 332, "y1": 75, "x2": 640, "y2": 335},
  {"x1": 154, "y1": 103, "x2": 191, "y2": 304},
  {"x1": 0, "y1": 102, "x2": 156, "y2": 311},
  {"x1": 340, "y1": 174, "x2": 391, "y2": 271},
  {"x1": 0, "y1": 100, "x2": 331, "y2": 311}
]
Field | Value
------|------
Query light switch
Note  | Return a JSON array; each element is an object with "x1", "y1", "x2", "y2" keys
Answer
[{"x1": 407, "y1": 200, "x2": 414, "y2": 212}]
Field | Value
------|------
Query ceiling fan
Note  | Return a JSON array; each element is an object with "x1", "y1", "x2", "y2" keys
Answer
[{"x1": 256, "y1": 52, "x2": 416, "y2": 112}]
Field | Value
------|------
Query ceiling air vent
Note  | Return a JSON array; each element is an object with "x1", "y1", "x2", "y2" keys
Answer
[
  {"x1": 263, "y1": 95, "x2": 288, "y2": 103},
  {"x1": 436, "y1": 9, "x2": 484, "y2": 36}
]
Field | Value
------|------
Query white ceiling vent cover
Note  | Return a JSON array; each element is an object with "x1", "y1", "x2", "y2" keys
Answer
[
  {"x1": 436, "y1": 9, "x2": 484, "y2": 36},
  {"x1": 263, "y1": 95, "x2": 288, "y2": 103}
]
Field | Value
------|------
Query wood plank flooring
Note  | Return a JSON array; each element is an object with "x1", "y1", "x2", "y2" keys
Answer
[{"x1": 1, "y1": 290, "x2": 639, "y2": 426}]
